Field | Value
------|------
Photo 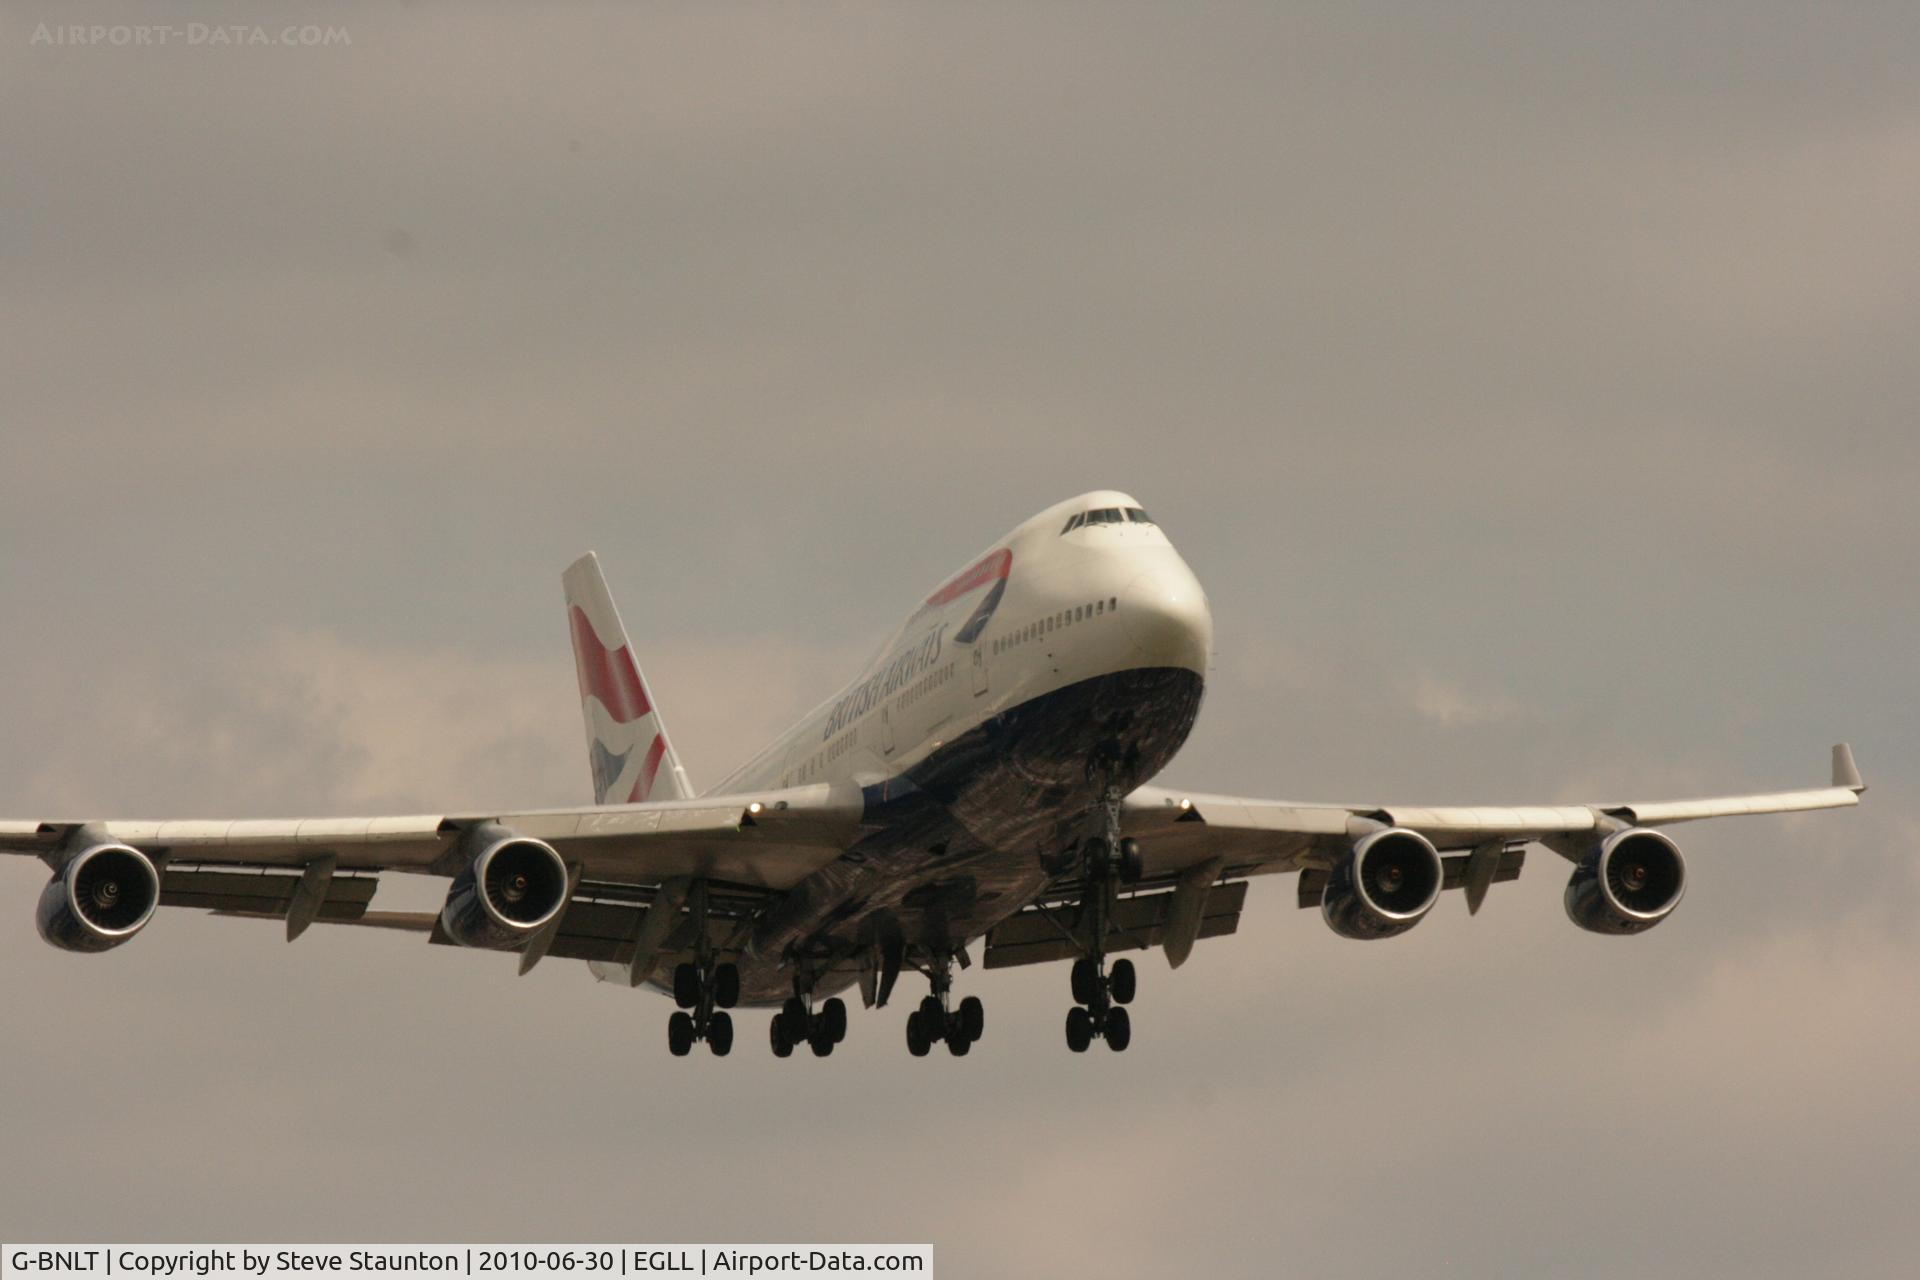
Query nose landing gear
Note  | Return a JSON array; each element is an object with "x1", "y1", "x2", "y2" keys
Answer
[{"x1": 1064, "y1": 783, "x2": 1142, "y2": 1053}]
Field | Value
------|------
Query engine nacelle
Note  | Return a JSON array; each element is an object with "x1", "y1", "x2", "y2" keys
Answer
[
  {"x1": 1564, "y1": 827, "x2": 1687, "y2": 936},
  {"x1": 439, "y1": 831, "x2": 570, "y2": 950},
  {"x1": 1322, "y1": 827, "x2": 1444, "y2": 940},
  {"x1": 36, "y1": 843, "x2": 161, "y2": 953}
]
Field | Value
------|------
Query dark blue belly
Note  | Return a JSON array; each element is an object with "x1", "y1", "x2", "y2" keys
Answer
[{"x1": 727, "y1": 666, "x2": 1204, "y2": 1006}]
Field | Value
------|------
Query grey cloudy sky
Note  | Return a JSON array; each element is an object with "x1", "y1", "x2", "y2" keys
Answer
[{"x1": 3, "y1": 4, "x2": 1918, "y2": 1275}]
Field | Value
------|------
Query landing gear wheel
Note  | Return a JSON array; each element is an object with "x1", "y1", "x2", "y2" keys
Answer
[
  {"x1": 906, "y1": 1011, "x2": 931, "y2": 1057},
  {"x1": 1105, "y1": 1006, "x2": 1131, "y2": 1052},
  {"x1": 713, "y1": 963, "x2": 741, "y2": 1009},
  {"x1": 958, "y1": 995, "x2": 985, "y2": 1042},
  {"x1": 809, "y1": 1023, "x2": 835, "y2": 1058},
  {"x1": 1070, "y1": 957, "x2": 1100, "y2": 1007},
  {"x1": 1109, "y1": 958, "x2": 1136, "y2": 1005},
  {"x1": 782, "y1": 996, "x2": 807, "y2": 1027},
  {"x1": 946, "y1": 1023, "x2": 972, "y2": 1056},
  {"x1": 821, "y1": 997, "x2": 848, "y2": 1044},
  {"x1": 1065, "y1": 1006, "x2": 1093, "y2": 1053},
  {"x1": 667, "y1": 1010, "x2": 696, "y2": 1056},
  {"x1": 770, "y1": 1014, "x2": 794, "y2": 1058},
  {"x1": 1118, "y1": 837, "x2": 1145, "y2": 883},
  {"x1": 672, "y1": 963, "x2": 700, "y2": 1010},
  {"x1": 707, "y1": 1010, "x2": 734, "y2": 1056},
  {"x1": 918, "y1": 994, "x2": 947, "y2": 1039}
]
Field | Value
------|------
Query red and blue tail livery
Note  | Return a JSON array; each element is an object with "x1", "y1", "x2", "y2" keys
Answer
[{"x1": 563, "y1": 553, "x2": 691, "y2": 805}]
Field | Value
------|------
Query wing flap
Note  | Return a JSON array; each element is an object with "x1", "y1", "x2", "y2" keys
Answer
[
  {"x1": 240, "y1": 875, "x2": 772, "y2": 973},
  {"x1": 162, "y1": 864, "x2": 379, "y2": 920},
  {"x1": 983, "y1": 881, "x2": 1249, "y2": 970}
]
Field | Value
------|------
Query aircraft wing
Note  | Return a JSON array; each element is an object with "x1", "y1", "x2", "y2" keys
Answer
[
  {"x1": 1, "y1": 782, "x2": 865, "y2": 974},
  {"x1": 1120, "y1": 742, "x2": 1864, "y2": 871},
  {"x1": 984, "y1": 744, "x2": 1864, "y2": 971},
  {"x1": 0, "y1": 782, "x2": 863, "y2": 883}
]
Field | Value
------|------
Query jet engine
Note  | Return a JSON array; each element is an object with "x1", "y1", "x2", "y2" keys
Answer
[
  {"x1": 36, "y1": 842, "x2": 161, "y2": 953},
  {"x1": 1564, "y1": 827, "x2": 1686, "y2": 936},
  {"x1": 439, "y1": 830, "x2": 570, "y2": 949},
  {"x1": 1322, "y1": 827, "x2": 1444, "y2": 940}
]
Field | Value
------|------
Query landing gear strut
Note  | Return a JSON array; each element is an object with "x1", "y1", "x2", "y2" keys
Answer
[
  {"x1": 768, "y1": 964, "x2": 848, "y2": 1059},
  {"x1": 1064, "y1": 783, "x2": 1140, "y2": 1054},
  {"x1": 664, "y1": 880, "x2": 740, "y2": 1057},
  {"x1": 905, "y1": 949, "x2": 984, "y2": 1058}
]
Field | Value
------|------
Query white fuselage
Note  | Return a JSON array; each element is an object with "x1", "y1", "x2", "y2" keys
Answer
[{"x1": 712, "y1": 490, "x2": 1213, "y2": 800}]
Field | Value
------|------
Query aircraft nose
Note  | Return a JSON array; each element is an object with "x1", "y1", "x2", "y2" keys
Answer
[{"x1": 1121, "y1": 561, "x2": 1211, "y2": 675}]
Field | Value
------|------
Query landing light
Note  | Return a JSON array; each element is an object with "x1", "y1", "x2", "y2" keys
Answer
[
  {"x1": 747, "y1": 802, "x2": 764, "y2": 815},
  {"x1": 1179, "y1": 798, "x2": 1192, "y2": 811}
]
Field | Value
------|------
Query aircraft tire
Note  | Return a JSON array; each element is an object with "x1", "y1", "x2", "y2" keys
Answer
[
  {"x1": 672, "y1": 963, "x2": 700, "y2": 1010},
  {"x1": 1105, "y1": 1006, "x2": 1132, "y2": 1052},
  {"x1": 668, "y1": 1010, "x2": 696, "y2": 1057},
  {"x1": 958, "y1": 995, "x2": 985, "y2": 1041}
]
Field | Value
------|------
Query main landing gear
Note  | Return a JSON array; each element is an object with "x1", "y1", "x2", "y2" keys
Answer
[
  {"x1": 1065, "y1": 783, "x2": 1142, "y2": 1054},
  {"x1": 664, "y1": 881, "x2": 741, "y2": 1057},
  {"x1": 768, "y1": 969, "x2": 848, "y2": 1059},
  {"x1": 667, "y1": 958, "x2": 740, "y2": 1057},
  {"x1": 904, "y1": 950, "x2": 984, "y2": 1058},
  {"x1": 1065, "y1": 955, "x2": 1134, "y2": 1053}
]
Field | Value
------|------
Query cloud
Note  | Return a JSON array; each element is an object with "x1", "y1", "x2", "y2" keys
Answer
[
  {"x1": 2, "y1": 4, "x2": 1918, "y2": 1273},
  {"x1": 1410, "y1": 669, "x2": 1532, "y2": 728}
]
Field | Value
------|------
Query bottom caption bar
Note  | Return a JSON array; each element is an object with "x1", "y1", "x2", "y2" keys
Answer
[{"x1": 3, "y1": 1249, "x2": 932, "y2": 1280}]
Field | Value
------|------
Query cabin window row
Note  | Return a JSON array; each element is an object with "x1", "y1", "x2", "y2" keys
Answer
[
  {"x1": 991, "y1": 597, "x2": 1120, "y2": 654},
  {"x1": 900, "y1": 660, "x2": 953, "y2": 708},
  {"x1": 788, "y1": 661, "x2": 957, "y2": 784}
]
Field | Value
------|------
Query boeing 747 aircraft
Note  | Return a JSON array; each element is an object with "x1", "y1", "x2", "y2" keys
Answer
[{"x1": 1, "y1": 492, "x2": 1866, "y2": 1058}]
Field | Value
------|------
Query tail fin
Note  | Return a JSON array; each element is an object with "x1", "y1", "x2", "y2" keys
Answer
[{"x1": 562, "y1": 553, "x2": 694, "y2": 805}]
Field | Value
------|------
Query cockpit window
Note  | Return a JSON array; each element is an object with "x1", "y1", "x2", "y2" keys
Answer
[{"x1": 1062, "y1": 506, "x2": 1145, "y2": 533}]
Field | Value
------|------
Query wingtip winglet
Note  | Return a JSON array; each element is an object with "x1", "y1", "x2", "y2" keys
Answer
[{"x1": 1832, "y1": 742, "x2": 1865, "y2": 793}]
